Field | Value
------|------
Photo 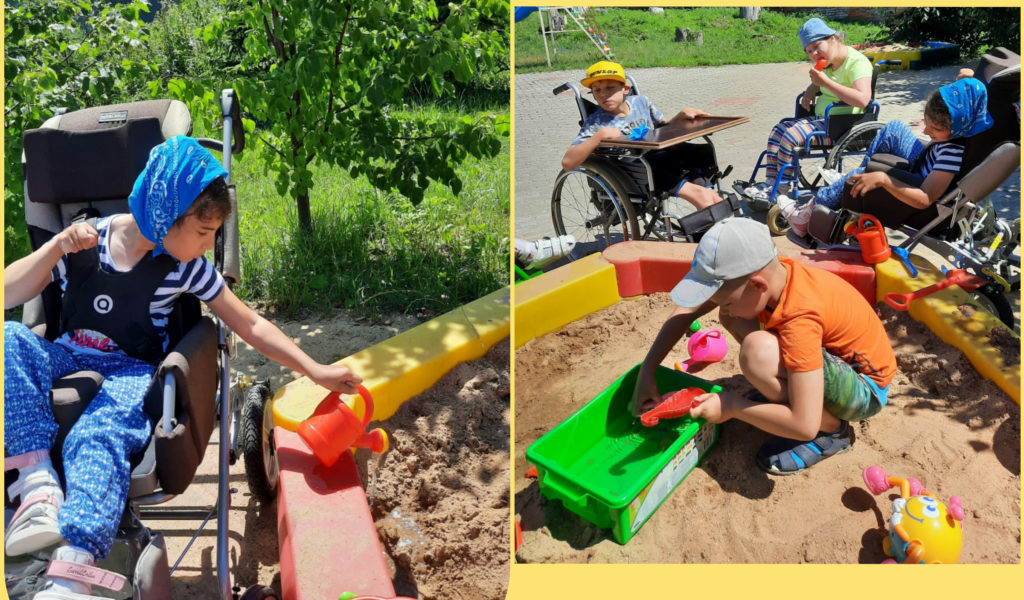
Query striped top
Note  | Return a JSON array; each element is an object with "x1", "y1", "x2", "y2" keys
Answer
[
  {"x1": 916, "y1": 141, "x2": 965, "y2": 178},
  {"x1": 52, "y1": 215, "x2": 225, "y2": 356}
]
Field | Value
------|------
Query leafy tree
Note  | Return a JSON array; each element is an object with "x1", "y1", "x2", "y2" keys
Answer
[
  {"x1": 201, "y1": 0, "x2": 510, "y2": 232},
  {"x1": 882, "y1": 7, "x2": 1020, "y2": 57},
  {"x1": 4, "y1": 0, "x2": 155, "y2": 265}
]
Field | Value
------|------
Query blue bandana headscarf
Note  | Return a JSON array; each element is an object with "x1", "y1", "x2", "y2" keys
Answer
[
  {"x1": 938, "y1": 78, "x2": 994, "y2": 139},
  {"x1": 128, "y1": 135, "x2": 228, "y2": 256}
]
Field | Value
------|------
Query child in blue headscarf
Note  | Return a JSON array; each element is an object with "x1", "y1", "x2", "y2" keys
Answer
[
  {"x1": 4, "y1": 136, "x2": 361, "y2": 600},
  {"x1": 779, "y1": 77, "x2": 994, "y2": 236}
]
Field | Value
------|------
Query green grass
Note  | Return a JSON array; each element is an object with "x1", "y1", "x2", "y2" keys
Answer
[
  {"x1": 514, "y1": 7, "x2": 886, "y2": 73},
  {"x1": 231, "y1": 104, "x2": 509, "y2": 318}
]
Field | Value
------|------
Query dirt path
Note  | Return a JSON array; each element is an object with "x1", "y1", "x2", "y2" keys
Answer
[{"x1": 514, "y1": 293, "x2": 1019, "y2": 564}]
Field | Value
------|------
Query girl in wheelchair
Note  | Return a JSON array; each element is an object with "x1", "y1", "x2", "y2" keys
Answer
[
  {"x1": 778, "y1": 77, "x2": 993, "y2": 236},
  {"x1": 4, "y1": 136, "x2": 362, "y2": 600},
  {"x1": 744, "y1": 17, "x2": 874, "y2": 204}
]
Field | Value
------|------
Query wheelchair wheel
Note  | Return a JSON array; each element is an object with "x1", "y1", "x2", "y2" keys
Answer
[
  {"x1": 766, "y1": 204, "x2": 791, "y2": 236},
  {"x1": 552, "y1": 160, "x2": 639, "y2": 260},
  {"x1": 825, "y1": 121, "x2": 885, "y2": 175},
  {"x1": 972, "y1": 282, "x2": 1016, "y2": 329},
  {"x1": 241, "y1": 382, "x2": 279, "y2": 504}
]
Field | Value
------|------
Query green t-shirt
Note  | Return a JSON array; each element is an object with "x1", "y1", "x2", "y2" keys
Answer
[{"x1": 815, "y1": 46, "x2": 873, "y2": 117}]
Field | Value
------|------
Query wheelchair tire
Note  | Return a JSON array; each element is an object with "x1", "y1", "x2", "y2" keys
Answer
[
  {"x1": 766, "y1": 204, "x2": 791, "y2": 236},
  {"x1": 552, "y1": 160, "x2": 639, "y2": 260},
  {"x1": 972, "y1": 282, "x2": 1016, "y2": 329},
  {"x1": 824, "y1": 121, "x2": 886, "y2": 175},
  {"x1": 241, "y1": 383, "x2": 279, "y2": 504}
]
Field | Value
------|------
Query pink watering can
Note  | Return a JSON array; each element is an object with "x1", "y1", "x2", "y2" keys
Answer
[
  {"x1": 675, "y1": 328, "x2": 729, "y2": 373},
  {"x1": 296, "y1": 384, "x2": 389, "y2": 467}
]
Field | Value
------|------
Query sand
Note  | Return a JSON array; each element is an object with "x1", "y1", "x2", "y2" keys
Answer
[
  {"x1": 514, "y1": 293, "x2": 1020, "y2": 564},
  {"x1": 361, "y1": 340, "x2": 511, "y2": 600}
]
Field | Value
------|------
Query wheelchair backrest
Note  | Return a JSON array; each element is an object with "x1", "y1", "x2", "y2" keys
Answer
[
  {"x1": 19, "y1": 99, "x2": 197, "y2": 343},
  {"x1": 960, "y1": 47, "x2": 1020, "y2": 175}
]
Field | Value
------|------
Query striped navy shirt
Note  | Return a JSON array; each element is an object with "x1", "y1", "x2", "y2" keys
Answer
[
  {"x1": 916, "y1": 141, "x2": 965, "y2": 178},
  {"x1": 51, "y1": 215, "x2": 225, "y2": 356}
]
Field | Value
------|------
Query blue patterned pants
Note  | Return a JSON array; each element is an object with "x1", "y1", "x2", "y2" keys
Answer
[
  {"x1": 814, "y1": 120, "x2": 926, "y2": 209},
  {"x1": 4, "y1": 321, "x2": 155, "y2": 558}
]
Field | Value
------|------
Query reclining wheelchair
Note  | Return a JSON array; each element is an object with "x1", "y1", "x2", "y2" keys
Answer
[
  {"x1": 805, "y1": 48, "x2": 1021, "y2": 328},
  {"x1": 738, "y1": 66, "x2": 884, "y2": 233},
  {"x1": 550, "y1": 75, "x2": 742, "y2": 260},
  {"x1": 5, "y1": 91, "x2": 279, "y2": 600}
]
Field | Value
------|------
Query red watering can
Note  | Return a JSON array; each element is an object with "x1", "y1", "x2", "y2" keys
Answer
[
  {"x1": 297, "y1": 384, "x2": 389, "y2": 467},
  {"x1": 845, "y1": 214, "x2": 891, "y2": 264}
]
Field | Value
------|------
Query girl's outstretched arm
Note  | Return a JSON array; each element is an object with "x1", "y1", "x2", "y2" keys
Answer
[{"x1": 206, "y1": 287, "x2": 362, "y2": 393}]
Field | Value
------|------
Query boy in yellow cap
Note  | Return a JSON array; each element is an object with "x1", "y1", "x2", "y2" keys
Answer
[{"x1": 562, "y1": 60, "x2": 723, "y2": 210}]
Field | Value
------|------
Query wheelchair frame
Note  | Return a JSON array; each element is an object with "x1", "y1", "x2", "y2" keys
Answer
[
  {"x1": 742, "y1": 66, "x2": 884, "y2": 231},
  {"x1": 550, "y1": 76, "x2": 738, "y2": 260},
  {"x1": 7, "y1": 90, "x2": 277, "y2": 600}
]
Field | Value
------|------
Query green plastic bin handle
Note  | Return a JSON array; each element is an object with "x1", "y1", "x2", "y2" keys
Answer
[{"x1": 541, "y1": 474, "x2": 589, "y2": 508}]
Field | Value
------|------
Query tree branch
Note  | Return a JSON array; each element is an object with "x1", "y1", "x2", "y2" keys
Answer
[{"x1": 255, "y1": 132, "x2": 289, "y2": 162}]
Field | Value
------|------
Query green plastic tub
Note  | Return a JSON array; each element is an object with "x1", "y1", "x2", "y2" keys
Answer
[{"x1": 526, "y1": 363, "x2": 720, "y2": 544}]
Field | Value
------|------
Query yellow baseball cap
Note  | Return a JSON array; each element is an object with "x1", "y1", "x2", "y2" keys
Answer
[{"x1": 581, "y1": 61, "x2": 626, "y2": 88}]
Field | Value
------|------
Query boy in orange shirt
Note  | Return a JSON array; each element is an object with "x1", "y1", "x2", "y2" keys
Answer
[{"x1": 632, "y1": 217, "x2": 896, "y2": 474}]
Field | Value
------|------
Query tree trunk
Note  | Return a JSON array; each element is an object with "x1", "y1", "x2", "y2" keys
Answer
[
  {"x1": 739, "y1": 7, "x2": 761, "y2": 21},
  {"x1": 296, "y1": 192, "x2": 312, "y2": 232}
]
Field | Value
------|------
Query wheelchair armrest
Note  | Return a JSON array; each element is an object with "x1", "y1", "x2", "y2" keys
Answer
[{"x1": 149, "y1": 316, "x2": 219, "y2": 495}]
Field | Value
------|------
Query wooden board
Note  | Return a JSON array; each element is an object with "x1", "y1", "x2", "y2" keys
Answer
[{"x1": 600, "y1": 115, "x2": 749, "y2": 150}]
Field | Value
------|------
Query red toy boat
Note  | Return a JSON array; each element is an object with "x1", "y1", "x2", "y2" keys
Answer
[{"x1": 640, "y1": 387, "x2": 706, "y2": 427}]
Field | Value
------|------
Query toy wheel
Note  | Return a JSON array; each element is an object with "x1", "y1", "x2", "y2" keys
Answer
[
  {"x1": 552, "y1": 159, "x2": 639, "y2": 260},
  {"x1": 239, "y1": 584, "x2": 280, "y2": 600},
  {"x1": 766, "y1": 203, "x2": 791, "y2": 236},
  {"x1": 972, "y1": 282, "x2": 1015, "y2": 329},
  {"x1": 241, "y1": 382, "x2": 279, "y2": 504},
  {"x1": 825, "y1": 121, "x2": 885, "y2": 176}
]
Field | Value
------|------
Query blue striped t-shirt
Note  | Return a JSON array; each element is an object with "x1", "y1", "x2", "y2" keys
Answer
[{"x1": 51, "y1": 215, "x2": 225, "y2": 356}]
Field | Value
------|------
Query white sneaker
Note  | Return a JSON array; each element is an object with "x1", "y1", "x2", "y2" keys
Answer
[
  {"x1": 5, "y1": 457, "x2": 65, "y2": 556},
  {"x1": 788, "y1": 202, "x2": 813, "y2": 237},
  {"x1": 515, "y1": 235, "x2": 577, "y2": 270},
  {"x1": 743, "y1": 182, "x2": 771, "y2": 202},
  {"x1": 819, "y1": 168, "x2": 842, "y2": 185},
  {"x1": 776, "y1": 194, "x2": 812, "y2": 237},
  {"x1": 35, "y1": 545, "x2": 126, "y2": 600}
]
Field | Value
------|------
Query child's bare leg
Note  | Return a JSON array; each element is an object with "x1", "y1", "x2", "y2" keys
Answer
[
  {"x1": 677, "y1": 181, "x2": 721, "y2": 210},
  {"x1": 728, "y1": 322, "x2": 842, "y2": 432}
]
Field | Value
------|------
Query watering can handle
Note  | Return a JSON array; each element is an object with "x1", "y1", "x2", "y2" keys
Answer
[{"x1": 355, "y1": 384, "x2": 374, "y2": 427}]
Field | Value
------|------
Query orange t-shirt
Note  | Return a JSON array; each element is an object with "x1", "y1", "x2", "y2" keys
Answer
[{"x1": 759, "y1": 258, "x2": 897, "y2": 388}]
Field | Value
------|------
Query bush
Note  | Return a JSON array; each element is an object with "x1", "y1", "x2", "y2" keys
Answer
[{"x1": 883, "y1": 8, "x2": 1020, "y2": 57}]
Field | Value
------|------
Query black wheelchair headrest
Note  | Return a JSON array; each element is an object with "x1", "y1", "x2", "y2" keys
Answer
[{"x1": 23, "y1": 99, "x2": 192, "y2": 205}]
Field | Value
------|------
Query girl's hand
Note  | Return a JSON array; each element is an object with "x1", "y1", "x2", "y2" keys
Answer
[
  {"x1": 808, "y1": 67, "x2": 829, "y2": 87},
  {"x1": 688, "y1": 392, "x2": 730, "y2": 424},
  {"x1": 309, "y1": 363, "x2": 363, "y2": 394},
  {"x1": 56, "y1": 222, "x2": 99, "y2": 255},
  {"x1": 848, "y1": 171, "x2": 888, "y2": 197}
]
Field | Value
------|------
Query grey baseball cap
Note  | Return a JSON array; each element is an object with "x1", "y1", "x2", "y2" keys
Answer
[{"x1": 669, "y1": 217, "x2": 778, "y2": 308}]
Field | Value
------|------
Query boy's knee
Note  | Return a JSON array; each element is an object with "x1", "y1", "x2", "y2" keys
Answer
[{"x1": 739, "y1": 330, "x2": 781, "y2": 373}]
